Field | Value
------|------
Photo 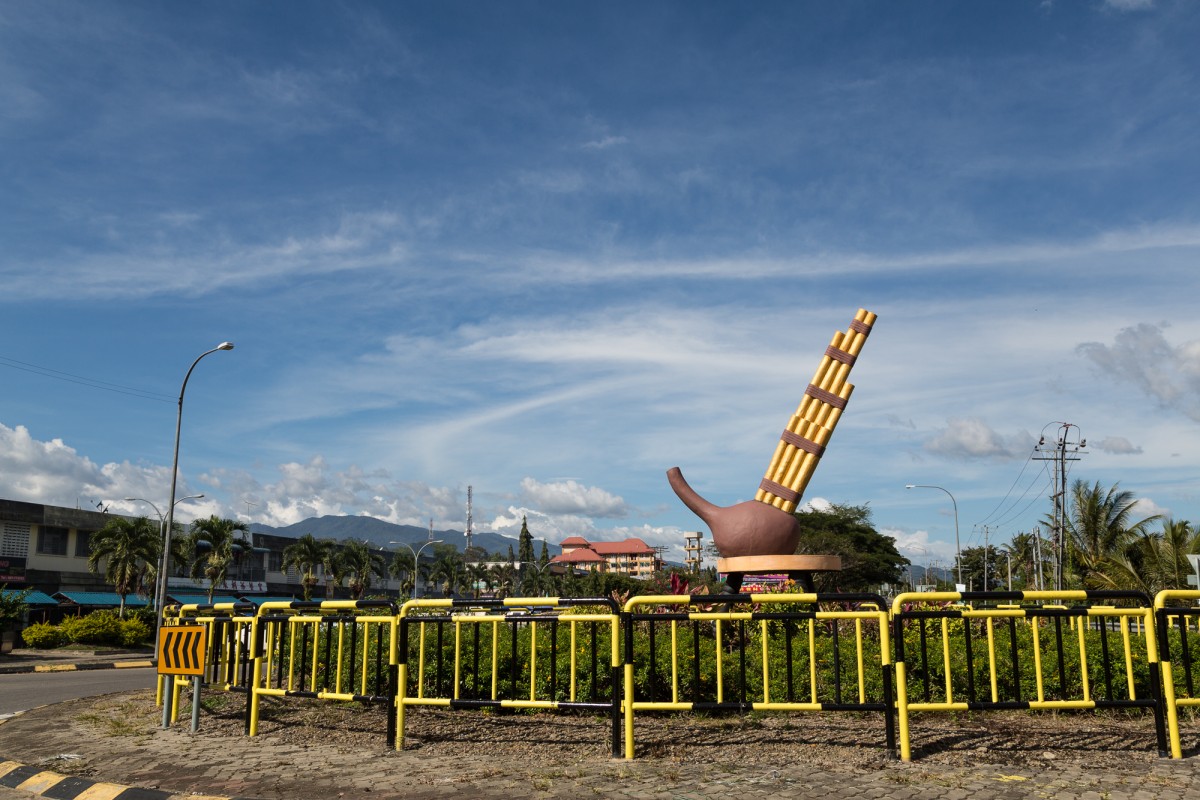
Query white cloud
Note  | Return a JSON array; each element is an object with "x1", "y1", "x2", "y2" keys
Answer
[
  {"x1": 1103, "y1": 0, "x2": 1154, "y2": 10},
  {"x1": 881, "y1": 526, "x2": 957, "y2": 566},
  {"x1": 924, "y1": 418, "x2": 1033, "y2": 461},
  {"x1": 581, "y1": 135, "x2": 628, "y2": 150},
  {"x1": 1095, "y1": 436, "x2": 1143, "y2": 455},
  {"x1": 518, "y1": 477, "x2": 628, "y2": 518},
  {"x1": 0, "y1": 422, "x2": 186, "y2": 513},
  {"x1": 1077, "y1": 324, "x2": 1200, "y2": 422}
]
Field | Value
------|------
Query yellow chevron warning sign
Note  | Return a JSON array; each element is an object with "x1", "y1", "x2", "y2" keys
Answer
[{"x1": 158, "y1": 625, "x2": 207, "y2": 676}]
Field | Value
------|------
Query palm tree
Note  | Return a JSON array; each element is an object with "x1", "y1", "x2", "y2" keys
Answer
[
  {"x1": 323, "y1": 544, "x2": 347, "y2": 599},
  {"x1": 429, "y1": 551, "x2": 463, "y2": 597},
  {"x1": 466, "y1": 562, "x2": 493, "y2": 598},
  {"x1": 1060, "y1": 480, "x2": 1161, "y2": 587},
  {"x1": 282, "y1": 534, "x2": 331, "y2": 601},
  {"x1": 388, "y1": 550, "x2": 418, "y2": 597},
  {"x1": 490, "y1": 563, "x2": 517, "y2": 598},
  {"x1": 186, "y1": 516, "x2": 252, "y2": 602},
  {"x1": 1091, "y1": 519, "x2": 1200, "y2": 595},
  {"x1": 1004, "y1": 532, "x2": 1041, "y2": 591},
  {"x1": 88, "y1": 515, "x2": 160, "y2": 617},
  {"x1": 340, "y1": 540, "x2": 387, "y2": 600}
]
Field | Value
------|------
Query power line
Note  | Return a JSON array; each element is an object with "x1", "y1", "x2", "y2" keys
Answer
[
  {"x1": 972, "y1": 446, "x2": 1040, "y2": 529},
  {"x1": 0, "y1": 355, "x2": 175, "y2": 403}
]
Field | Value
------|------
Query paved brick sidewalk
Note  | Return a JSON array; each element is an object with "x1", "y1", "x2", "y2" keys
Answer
[{"x1": 3, "y1": 693, "x2": 1200, "y2": 800}]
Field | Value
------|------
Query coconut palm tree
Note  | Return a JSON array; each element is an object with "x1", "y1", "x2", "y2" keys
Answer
[
  {"x1": 88, "y1": 515, "x2": 160, "y2": 617},
  {"x1": 1060, "y1": 480, "x2": 1161, "y2": 588},
  {"x1": 186, "y1": 516, "x2": 252, "y2": 602},
  {"x1": 340, "y1": 539, "x2": 387, "y2": 600},
  {"x1": 490, "y1": 563, "x2": 517, "y2": 598},
  {"x1": 322, "y1": 543, "x2": 347, "y2": 599},
  {"x1": 1004, "y1": 532, "x2": 1042, "y2": 591},
  {"x1": 1089, "y1": 518, "x2": 1199, "y2": 594},
  {"x1": 388, "y1": 550, "x2": 418, "y2": 597},
  {"x1": 428, "y1": 551, "x2": 463, "y2": 597},
  {"x1": 282, "y1": 534, "x2": 331, "y2": 601},
  {"x1": 466, "y1": 562, "x2": 493, "y2": 598}
]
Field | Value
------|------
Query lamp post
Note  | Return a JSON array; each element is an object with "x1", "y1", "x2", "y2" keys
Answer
[
  {"x1": 390, "y1": 539, "x2": 443, "y2": 598},
  {"x1": 125, "y1": 494, "x2": 203, "y2": 635},
  {"x1": 905, "y1": 484, "x2": 962, "y2": 585},
  {"x1": 158, "y1": 342, "x2": 234, "y2": 639}
]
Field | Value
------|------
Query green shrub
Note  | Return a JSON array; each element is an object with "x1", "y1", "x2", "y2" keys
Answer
[
  {"x1": 21, "y1": 622, "x2": 67, "y2": 649},
  {"x1": 60, "y1": 610, "x2": 123, "y2": 645},
  {"x1": 118, "y1": 617, "x2": 151, "y2": 647}
]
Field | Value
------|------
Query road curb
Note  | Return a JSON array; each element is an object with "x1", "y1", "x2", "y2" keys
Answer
[
  {"x1": 1, "y1": 758, "x2": 239, "y2": 800},
  {"x1": 1, "y1": 710, "x2": 240, "y2": 800}
]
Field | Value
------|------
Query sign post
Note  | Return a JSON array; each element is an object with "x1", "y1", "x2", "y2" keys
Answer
[{"x1": 157, "y1": 624, "x2": 207, "y2": 731}]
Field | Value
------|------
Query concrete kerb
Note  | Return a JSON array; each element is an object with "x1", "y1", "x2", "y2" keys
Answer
[
  {"x1": 0, "y1": 649, "x2": 155, "y2": 675},
  {"x1": 0, "y1": 708, "x2": 237, "y2": 800}
]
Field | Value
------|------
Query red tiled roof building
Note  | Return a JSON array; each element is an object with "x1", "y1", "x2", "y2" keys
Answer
[{"x1": 551, "y1": 536, "x2": 662, "y2": 577}]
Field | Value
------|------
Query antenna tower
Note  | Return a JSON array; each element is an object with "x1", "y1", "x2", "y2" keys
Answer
[{"x1": 466, "y1": 485, "x2": 474, "y2": 556}]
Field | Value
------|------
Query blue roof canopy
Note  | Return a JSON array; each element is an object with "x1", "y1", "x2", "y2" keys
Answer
[
  {"x1": 2, "y1": 589, "x2": 57, "y2": 605},
  {"x1": 166, "y1": 593, "x2": 241, "y2": 605},
  {"x1": 54, "y1": 591, "x2": 150, "y2": 607}
]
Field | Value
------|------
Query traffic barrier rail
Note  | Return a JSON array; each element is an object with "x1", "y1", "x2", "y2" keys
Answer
[
  {"x1": 247, "y1": 599, "x2": 400, "y2": 744},
  {"x1": 621, "y1": 592, "x2": 895, "y2": 759},
  {"x1": 890, "y1": 590, "x2": 1167, "y2": 761},
  {"x1": 1153, "y1": 590, "x2": 1200, "y2": 758},
  {"x1": 396, "y1": 596, "x2": 622, "y2": 755}
]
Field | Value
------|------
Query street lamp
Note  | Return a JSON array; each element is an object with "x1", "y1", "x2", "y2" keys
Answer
[
  {"x1": 159, "y1": 342, "x2": 234, "y2": 638},
  {"x1": 390, "y1": 539, "x2": 443, "y2": 598},
  {"x1": 905, "y1": 484, "x2": 962, "y2": 585},
  {"x1": 125, "y1": 494, "x2": 203, "y2": 635}
]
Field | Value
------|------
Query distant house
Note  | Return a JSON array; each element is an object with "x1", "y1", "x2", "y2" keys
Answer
[{"x1": 551, "y1": 536, "x2": 663, "y2": 578}]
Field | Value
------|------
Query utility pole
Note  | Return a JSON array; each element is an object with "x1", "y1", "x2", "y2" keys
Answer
[
  {"x1": 983, "y1": 525, "x2": 989, "y2": 592},
  {"x1": 1034, "y1": 423, "x2": 1086, "y2": 591},
  {"x1": 1032, "y1": 525, "x2": 1044, "y2": 591}
]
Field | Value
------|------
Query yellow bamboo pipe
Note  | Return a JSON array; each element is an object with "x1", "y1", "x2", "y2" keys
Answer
[
  {"x1": 760, "y1": 330, "x2": 847, "y2": 494},
  {"x1": 766, "y1": 406, "x2": 838, "y2": 509},
  {"x1": 757, "y1": 330, "x2": 846, "y2": 500},
  {"x1": 772, "y1": 383, "x2": 854, "y2": 512},
  {"x1": 757, "y1": 309, "x2": 875, "y2": 508}
]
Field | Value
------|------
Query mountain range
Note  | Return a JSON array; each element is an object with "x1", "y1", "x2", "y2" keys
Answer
[{"x1": 247, "y1": 515, "x2": 562, "y2": 558}]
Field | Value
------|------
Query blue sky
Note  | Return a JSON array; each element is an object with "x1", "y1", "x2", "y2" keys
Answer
[{"x1": 2, "y1": 0, "x2": 1198, "y2": 569}]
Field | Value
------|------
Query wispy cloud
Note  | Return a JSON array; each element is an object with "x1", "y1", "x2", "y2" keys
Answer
[{"x1": 1077, "y1": 323, "x2": 1200, "y2": 422}]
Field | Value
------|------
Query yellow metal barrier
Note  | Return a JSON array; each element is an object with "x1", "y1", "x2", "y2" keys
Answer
[
  {"x1": 396, "y1": 596, "x2": 622, "y2": 756},
  {"x1": 1153, "y1": 590, "x2": 1200, "y2": 758},
  {"x1": 621, "y1": 592, "x2": 895, "y2": 760},
  {"x1": 890, "y1": 590, "x2": 1166, "y2": 761},
  {"x1": 247, "y1": 600, "x2": 400, "y2": 744}
]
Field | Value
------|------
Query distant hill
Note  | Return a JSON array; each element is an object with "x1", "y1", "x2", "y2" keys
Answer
[{"x1": 248, "y1": 514, "x2": 561, "y2": 557}]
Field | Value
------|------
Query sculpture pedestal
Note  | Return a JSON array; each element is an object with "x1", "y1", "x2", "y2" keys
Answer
[{"x1": 716, "y1": 554, "x2": 842, "y2": 593}]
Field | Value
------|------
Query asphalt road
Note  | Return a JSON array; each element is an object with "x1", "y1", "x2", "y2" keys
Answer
[{"x1": 0, "y1": 666, "x2": 154, "y2": 716}]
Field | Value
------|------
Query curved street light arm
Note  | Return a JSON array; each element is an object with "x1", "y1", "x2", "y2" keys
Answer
[
  {"x1": 905, "y1": 483, "x2": 962, "y2": 585},
  {"x1": 155, "y1": 343, "x2": 233, "y2": 647}
]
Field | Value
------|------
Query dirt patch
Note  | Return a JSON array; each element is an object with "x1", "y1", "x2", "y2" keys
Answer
[
  {"x1": 6, "y1": 690, "x2": 1200, "y2": 799},
  {"x1": 74, "y1": 690, "x2": 1180, "y2": 771}
]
